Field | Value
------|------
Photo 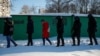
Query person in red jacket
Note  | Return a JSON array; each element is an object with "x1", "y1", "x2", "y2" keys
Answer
[{"x1": 41, "y1": 19, "x2": 52, "y2": 46}]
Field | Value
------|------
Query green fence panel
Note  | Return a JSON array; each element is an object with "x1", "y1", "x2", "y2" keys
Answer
[
  {"x1": 0, "y1": 18, "x2": 4, "y2": 34},
  {"x1": 95, "y1": 17, "x2": 100, "y2": 37},
  {"x1": 0, "y1": 15, "x2": 100, "y2": 40}
]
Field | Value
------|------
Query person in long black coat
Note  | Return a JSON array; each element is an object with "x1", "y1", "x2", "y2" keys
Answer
[
  {"x1": 71, "y1": 16, "x2": 81, "y2": 46},
  {"x1": 3, "y1": 18, "x2": 17, "y2": 48},
  {"x1": 87, "y1": 14, "x2": 98, "y2": 45},
  {"x1": 26, "y1": 16, "x2": 34, "y2": 46},
  {"x1": 56, "y1": 16, "x2": 64, "y2": 47}
]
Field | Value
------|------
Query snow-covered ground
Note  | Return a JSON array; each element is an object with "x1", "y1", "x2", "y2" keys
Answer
[{"x1": 0, "y1": 34, "x2": 100, "y2": 56}]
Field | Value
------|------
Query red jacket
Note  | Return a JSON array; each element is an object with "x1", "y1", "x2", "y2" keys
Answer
[{"x1": 42, "y1": 22, "x2": 49, "y2": 38}]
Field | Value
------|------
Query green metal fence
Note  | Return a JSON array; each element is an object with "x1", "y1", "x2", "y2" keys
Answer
[{"x1": 0, "y1": 14, "x2": 100, "y2": 40}]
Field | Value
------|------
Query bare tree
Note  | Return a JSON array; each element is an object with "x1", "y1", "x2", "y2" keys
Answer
[
  {"x1": 75, "y1": 0, "x2": 100, "y2": 14},
  {"x1": 69, "y1": 3, "x2": 76, "y2": 13},
  {"x1": 90, "y1": 0, "x2": 100, "y2": 14},
  {"x1": 20, "y1": 5, "x2": 31, "y2": 14},
  {"x1": 46, "y1": 0, "x2": 73, "y2": 13},
  {"x1": 10, "y1": 0, "x2": 16, "y2": 10},
  {"x1": 75, "y1": 0, "x2": 89, "y2": 14},
  {"x1": 30, "y1": 6, "x2": 36, "y2": 14},
  {"x1": 19, "y1": 5, "x2": 35, "y2": 14}
]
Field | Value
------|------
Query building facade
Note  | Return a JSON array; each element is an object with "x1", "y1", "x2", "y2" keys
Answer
[{"x1": 0, "y1": 0, "x2": 10, "y2": 17}]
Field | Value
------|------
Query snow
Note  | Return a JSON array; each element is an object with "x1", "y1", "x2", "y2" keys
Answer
[
  {"x1": 0, "y1": 34, "x2": 100, "y2": 56},
  {"x1": 11, "y1": 13, "x2": 100, "y2": 17}
]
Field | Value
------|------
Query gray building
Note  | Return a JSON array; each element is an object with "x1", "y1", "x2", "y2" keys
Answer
[{"x1": 0, "y1": 0, "x2": 10, "y2": 17}]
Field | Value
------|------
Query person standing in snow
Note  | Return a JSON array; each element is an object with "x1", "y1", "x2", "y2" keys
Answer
[
  {"x1": 26, "y1": 16, "x2": 34, "y2": 46},
  {"x1": 56, "y1": 16, "x2": 65, "y2": 47},
  {"x1": 41, "y1": 19, "x2": 52, "y2": 46},
  {"x1": 87, "y1": 14, "x2": 98, "y2": 45},
  {"x1": 3, "y1": 18, "x2": 17, "y2": 48},
  {"x1": 71, "y1": 16, "x2": 81, "y2": 46}
]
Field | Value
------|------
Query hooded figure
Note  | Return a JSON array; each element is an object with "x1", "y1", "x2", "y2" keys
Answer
[
  {"x1": 56, "y1": 16, "x2": 64, "y2": 47},
  {"x1": 71, "y1": 16, "x2": 81, "y2": 46},
  {"x1": 41, "y1": 19, "x2": 52, "y2": 46},
  {"x1": 3, "y1": 18, "x2": 17, "y2": 48},
  {"x1": 26, "y1": 16, "x2": 34, "y2": 46},
  {"x1": 87, "y1": 14, "x2": 98, "y2": 45}
]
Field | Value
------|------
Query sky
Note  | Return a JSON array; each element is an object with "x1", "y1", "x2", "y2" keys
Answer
[{"x1": 11, "y1": 0, "x2": 46, "y2": 14}]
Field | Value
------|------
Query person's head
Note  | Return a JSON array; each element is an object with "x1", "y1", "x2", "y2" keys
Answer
[
  {"x1": 41, "y1": 19, "x2": 45, "y2": 23},
  {"x1": 75, "y1": 16, "x2": 80, "y2": 21},
  {"x1": 88, "y1": 14, "x2": 95, "y2": 21},
  {"x1": 71, "y1": 14, "x2": 75, "y2": 17},
  {"x1": 28, "y1": 15, "x2": 32, "y2": 21},
  {"x1": 28, "y1": 15, "x2": 31, "y2": 18},
  {"x1": 9, "y1": 18, "x2": 14, "y2": 24},
  {"x1": 5, "y1": 17, "x2": 10, "y2": 22},
  {"x1": 88, "y1": 14, "x2": 93, "y2": 18},
  {"x1": 56, "y1": 16, "x2": 62, "y2": 21},
  {"x1": 56, "y1": 16, "x2": 60, "y2": 19}
]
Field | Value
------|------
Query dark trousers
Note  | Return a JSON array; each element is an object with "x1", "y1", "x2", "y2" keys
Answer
[
  {"x1": 27, "y1": 33, "x2": 33, "y2": 46},
  {"x1": 6, "y1": 36, "x2": 17, "y2": 48},
  {"x1": 72, "y1": 33, "x2": 80, "y2": 45},
  {"x1": 42, "y1": 38, "x2": 52, "y2": 45},
  {"x1": 57, "y1": 33, "x2": 64, "y2": 46},
  {"x1": 88, "y1": 32, "x2": 98, "y2": 45}
]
